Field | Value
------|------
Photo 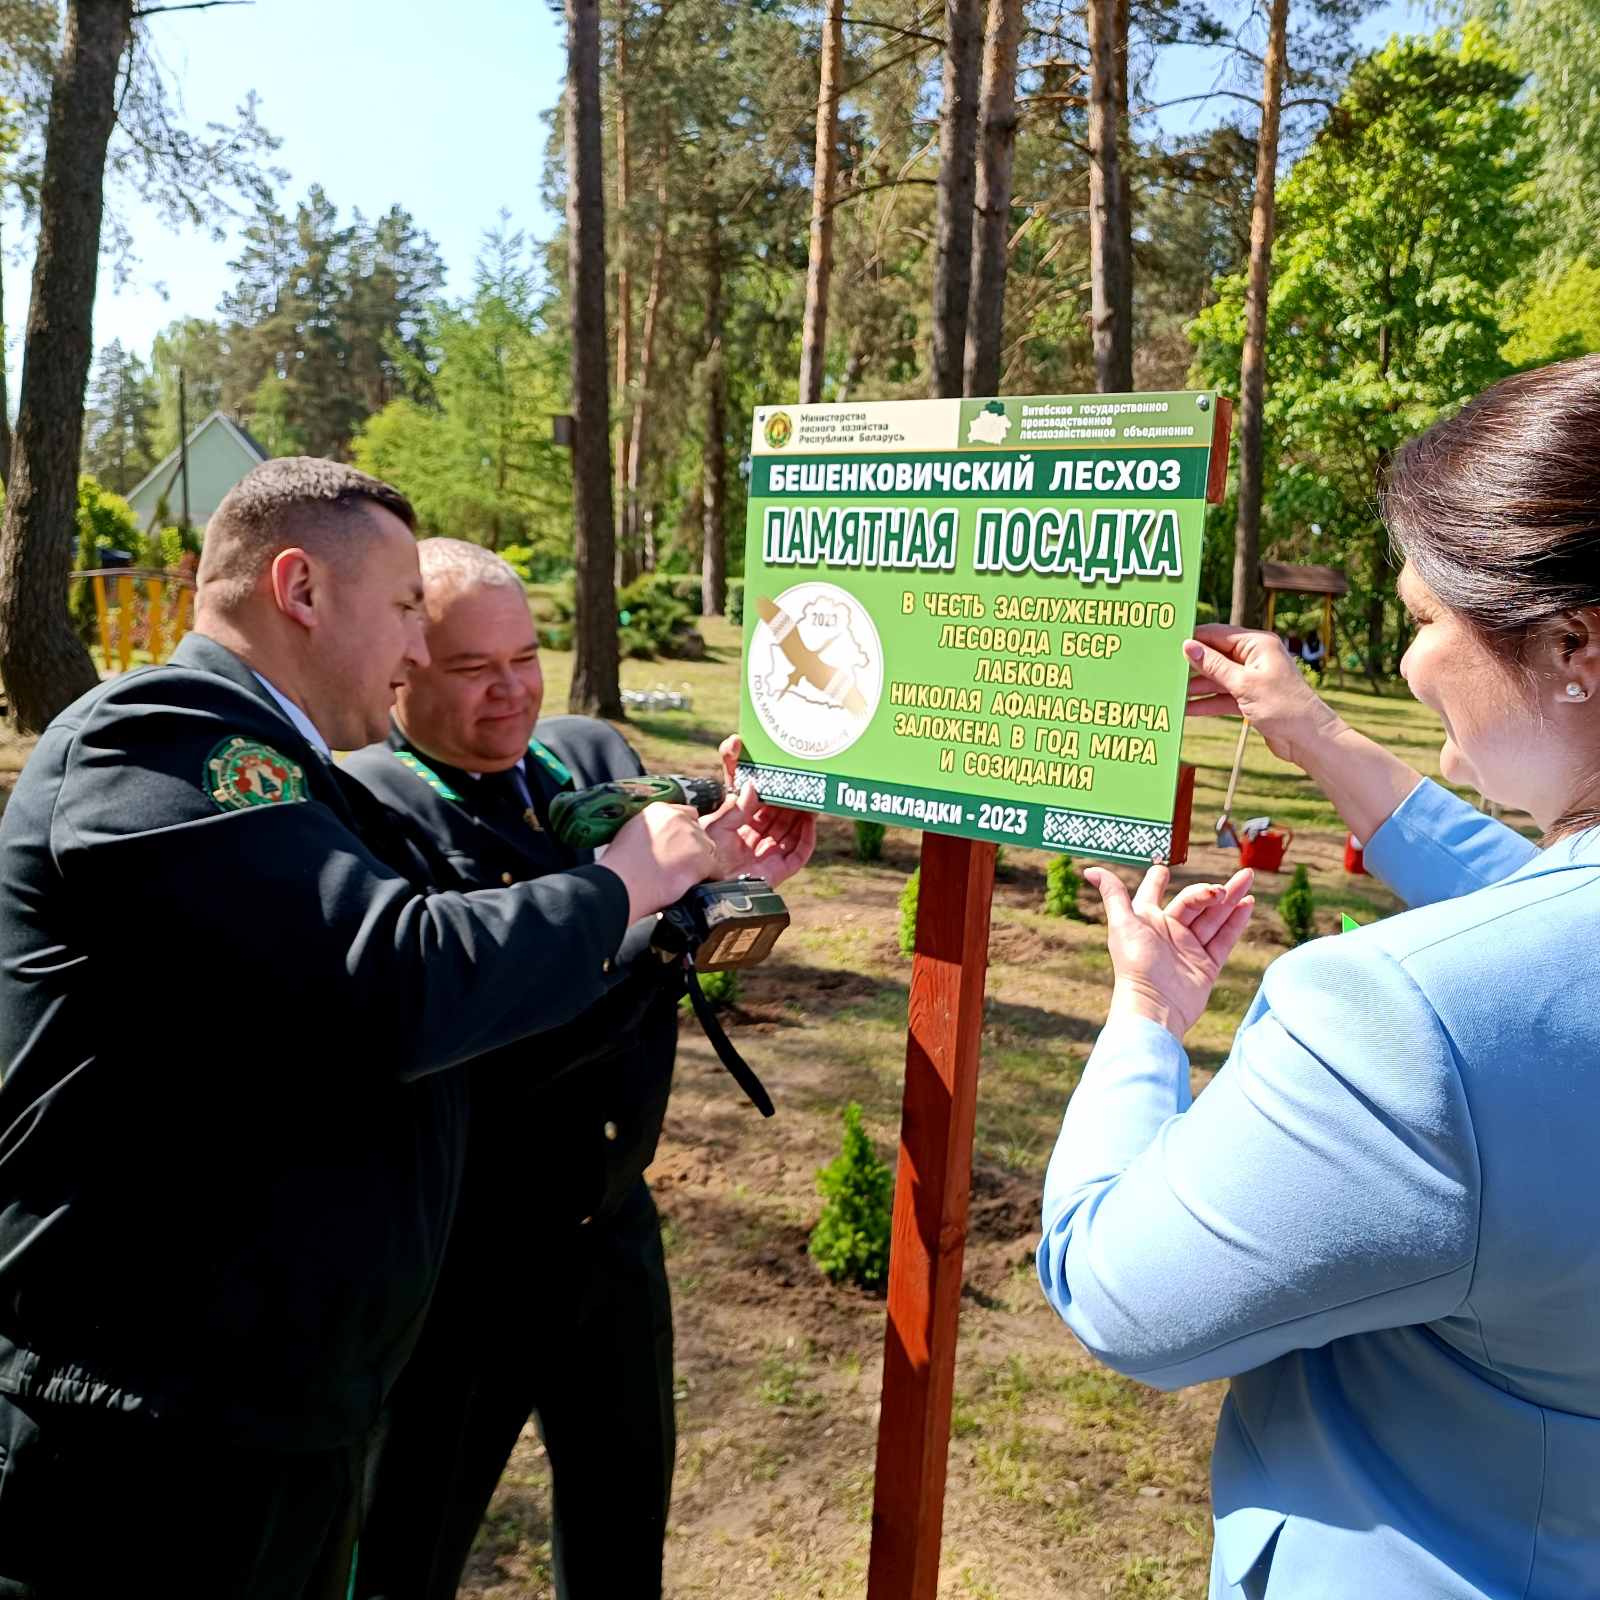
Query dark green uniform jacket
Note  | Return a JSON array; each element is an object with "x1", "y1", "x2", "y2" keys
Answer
[
  {"x1": 342, "y1": 717, "x2": 682, "y2": 1225},
  {"x1": 0, "y1": 635, "x2": 637, "y2": 1451}
]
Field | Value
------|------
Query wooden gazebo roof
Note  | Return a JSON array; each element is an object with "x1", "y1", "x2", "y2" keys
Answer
[{"x1": 1259, "y1": 560, "x2": 1348, "y2": 598}]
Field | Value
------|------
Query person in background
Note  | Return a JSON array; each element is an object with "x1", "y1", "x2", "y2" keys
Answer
[
  {"x1": 1039, "y1": 353, "x2": 1600, "y2": 1598},
  {"x1": 1298, "y1": 629, "x2": 1326, "y2": 680},
  {"x1": 347, "y1": 539, "x2": 814, "y2": 1600}
]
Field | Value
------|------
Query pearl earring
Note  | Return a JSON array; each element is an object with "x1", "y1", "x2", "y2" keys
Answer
[{"x1": 1566, "y1": 682, "x2": 1589, "y2": 702}]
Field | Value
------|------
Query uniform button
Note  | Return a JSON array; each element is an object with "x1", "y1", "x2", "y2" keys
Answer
[
  {"x1": 604, "y1": 1120, "x2": 619, "y2": 1142},
  {"x1": 601, "y1": 958, "x2": 613, "y2": 974},
  {"x1": 501, "y1": 872, "x2": 514, "y2": 886},
  {"x1": 579, "y1": 1215, "x2": 593, "y2": 1226}
]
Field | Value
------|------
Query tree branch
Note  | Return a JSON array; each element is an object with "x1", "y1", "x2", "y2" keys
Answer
[
  {"x1": 133, "y1": 2, "x2": 252, "y2": 15},
  {"x1": 825, "y1": 175, "x2": 938, "y2": 213}
]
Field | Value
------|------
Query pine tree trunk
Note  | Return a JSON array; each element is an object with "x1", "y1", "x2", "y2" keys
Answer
[
  {"x1": 626, "y1": 181, "x2": 667, "y2": 572},
  {"x1": 700, "y1": 230, "x2": 727, "y2": 617},
  {"x1": 0, "y1": 205, "x2": 11, "y2": 491},
  {"x1": 564, "y1": 0, "x2": 621, "y2": 717},
  {"x1": 931, "y1": 0, "x2": 983, "y2": 400},
  {"x1": 799, "y1": 0, "x2": 845, "y2": 405},
  {"x1": 1086, "y1": 0, "x2": 1132, "y2": 392},
  {"x1": 0, "y1": 0, "x2": 131, "y2": 733},
  {"x1": 612, "y1": 11, "x2": 637, "y2": 586},
  {"x1": 1112, "y1": 0, "x2": 1132, "y2": 363},
  {"x1": 962, "y1": 0, "x2": 1022, "y2": 398},
  {"x1": 1229, "y1": 0, "x2": 1289, "y2": 629}
]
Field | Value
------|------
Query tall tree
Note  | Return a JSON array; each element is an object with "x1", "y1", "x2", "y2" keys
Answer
[
  {"x1": 1086, "y1": 0, "x2": 1132, "y2": 390},
  {"x1": 932, "y1": 0, "x2": 983, "y2": 398},
  {"x1": 611, "y1": 2, "x2": 636, "y2": 583},
  {"x1": 149, "y1": 316, "x2": 227, "y2": 457},
  {"x1": 0, "y1": 1, "x2": 59, "y2": 491},
  {"x1": 700, "y1": 220, "x2": 726, "y2": 616},
  {"x1": 216, "y1": 189, "x2": 443, "y2": 460},
  {"x1": 799, "y1": 0, "x2": 845, "y2": 404},
  {"x1": 625, "y1": 161, "x2": 669, "y2": 571},
  {"x1": 355, "y1": 222, "x2": 570, "y2": 553},
  {"x1": 82, "y1": 338, "x2": 157, "y2": 495},
  {"x1": 1461, "y1": 0, "x2": 1600, "y2": 263},
  {"x1": 1191, "y1": 27, "x2": 1536, "y2": 675},
  {"x1": 962, "y1": 0, "x2": 1022, "y2": 396},
  {"x1": 565, "y1": 0, "x2": 621, "y2": 716},
  {"x1": 0, "y1": 0, "x2": 131, "y2": 729},
  {"x1": 1228, "y1": 0, "x2": 1290, "y2": 629}
]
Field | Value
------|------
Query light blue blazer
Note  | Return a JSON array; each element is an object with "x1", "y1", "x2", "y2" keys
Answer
[{"x1": 1038, "y1": 780, "x2": 1600, "y2": 1599}]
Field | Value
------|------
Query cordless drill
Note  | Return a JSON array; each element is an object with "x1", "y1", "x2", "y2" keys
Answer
[{"x1": 548, "y1": 776, "x2": 790, "y2": 971}]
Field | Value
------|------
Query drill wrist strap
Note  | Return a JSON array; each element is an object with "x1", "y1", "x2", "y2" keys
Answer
[{"x1": 682, "y1": 957, "x2": 775, "y2": 1119}]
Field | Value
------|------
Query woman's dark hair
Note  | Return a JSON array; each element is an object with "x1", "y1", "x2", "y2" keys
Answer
[
  {"x1": 1382, "y1": 354, "x2": 1600, "y2": 836},
  {"x1": 1381, "y1": 353, "x2": 1600, "y2": 644}
]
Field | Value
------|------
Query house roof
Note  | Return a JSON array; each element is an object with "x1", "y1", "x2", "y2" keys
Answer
[{"x1": 124, "y1": 409, "x2": 270, "y2": 520}]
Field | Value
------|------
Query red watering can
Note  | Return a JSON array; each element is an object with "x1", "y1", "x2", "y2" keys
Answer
[{"x1": 1238, "y1": 827, "x2": 1293, "y2": 872}]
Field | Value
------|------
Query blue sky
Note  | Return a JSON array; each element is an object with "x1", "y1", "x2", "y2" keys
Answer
[{"x1": 2, "y1": 0, "x2": 1422, "y2": 403}]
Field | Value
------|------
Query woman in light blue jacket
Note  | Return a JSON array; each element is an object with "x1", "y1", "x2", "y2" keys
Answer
[{"x1": 1038, "y1": 354, "x2": 1600, "y2": 1599}]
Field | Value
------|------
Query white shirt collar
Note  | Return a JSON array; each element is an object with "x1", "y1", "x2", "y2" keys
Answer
[{"x1": 251, "y1": 671, "x2": 332, "y2": 759}]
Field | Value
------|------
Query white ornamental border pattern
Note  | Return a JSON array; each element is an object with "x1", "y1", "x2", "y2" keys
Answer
[
  {"x1": 736, "y1": 763, "x2": 827, "y2": 809},
  {"x1": 1042, "y1": 809, "x2": 1173, "y2": 863}
]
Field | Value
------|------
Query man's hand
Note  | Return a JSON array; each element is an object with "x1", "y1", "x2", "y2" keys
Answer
[
  {"x1": 600, "y1": 803, "x2": 721, "y2": 924},
  {"x1": 1085, "y1": 864, "x2": 1254, "y2": 1040},
  {"x1": 704, "y1": 782, "x2": 817, "y2": 889}
]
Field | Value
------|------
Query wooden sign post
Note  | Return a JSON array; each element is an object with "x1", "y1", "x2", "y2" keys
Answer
[
  {"x1": 866, "y1": 830, "x2": 996, "y2": 1598},
  {"x1": 733, "y1": 392, "x2": 1232, "y2": 1597}
]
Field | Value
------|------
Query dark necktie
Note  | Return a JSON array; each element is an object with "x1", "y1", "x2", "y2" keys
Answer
[{"x1": 479, "y1": 761, "x2": 536, "y2": 826}]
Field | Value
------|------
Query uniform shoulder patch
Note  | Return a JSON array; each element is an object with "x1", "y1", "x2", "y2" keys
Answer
[
  {"x1": 205, "y1": 737, "x2": 307, "y2": 811},
  {"x1": 526, "y1": 737, "x2": 574, "y2": 791}
]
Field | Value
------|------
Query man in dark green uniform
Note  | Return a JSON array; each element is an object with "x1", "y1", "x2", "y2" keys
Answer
[
  {"x1": 345, "y1": 540, "x2": 814, "y2": 1600},
  {"x1": 0, "y1": 461, "x2": 811, "y2": 1599}
]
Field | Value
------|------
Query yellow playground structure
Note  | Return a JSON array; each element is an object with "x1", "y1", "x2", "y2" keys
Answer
[{"x1": 72, "y1": 567, "x2": 196, "y2": 673}]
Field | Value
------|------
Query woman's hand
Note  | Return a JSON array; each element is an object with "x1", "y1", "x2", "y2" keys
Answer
[
  {"x1": 1084, "y1": 864, "x2": 1255, "y2": 1039},
  {"x1": 702, "y1": 778, "x2": 818, "y2": 889},
  {"x1": 1183, "y1": 624, "x2": 1344, "y2": 770}
]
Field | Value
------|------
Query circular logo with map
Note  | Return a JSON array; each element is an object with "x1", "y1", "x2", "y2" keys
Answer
[
  {"x1": 748, "y1": 581, "x2": 884, "y2": 760},
  {"x1": 762, "y1": 410, "x2": 793, "y2": 449}
]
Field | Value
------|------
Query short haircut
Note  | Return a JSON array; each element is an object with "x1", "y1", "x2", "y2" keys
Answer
[
  {"x1": 197, "y1": 456, "x2": 417, "y2": 613},
  {"x1": 415, "y1": 537, "x2": 527, "y2": 616}
]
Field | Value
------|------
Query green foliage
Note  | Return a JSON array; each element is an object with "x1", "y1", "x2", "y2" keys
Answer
[
  {"x1": 691, "y1": 966, "x2": 740, "y2": 1009},
  {"x1": 1465, "y1": 0, "x2": 1600, "y2": 262},
  {"x1": 725, "y1": 578, "x2": 744, "y2": 624},
  {"x1": 1190, "y1": 27, "x2": 1538, "y2": 673},
  {"x1": 354, "y1": 221, "x2": 571, "y2": 554},
  {"x1": 222, "y1": 186, "x2": 446, "y2": 460},
  {"x1": 809, "y1": 1102, "x2": 893, "y2": 1290},
  {"x1": 1502, "y1": 258, "x2": 1600, "y2": 367},
  {"x1": 897, "y1": 867, "x2": 920, "y2": 957},
  {"x1": 1045, "y1": 855, "x2": 1084, "y2": 920},
  {"x1": 853, "y1": 820, "x2": 886, "y2": 863},
  {"x1": 616, "y1": 573, "x2": 706, "y2": 660},
  {"x1": 71, "y1": 477, "x2": 141, "y2": 644},
  {"x1": 542, "y1": 572, "x2": 705, "y2": 660},
  {"x1": 81, "y1": 339, "x2": 158, "y2": 495},
  {"x1": 1279, "y1": 864, "x2": 1316, "y2": 947}
]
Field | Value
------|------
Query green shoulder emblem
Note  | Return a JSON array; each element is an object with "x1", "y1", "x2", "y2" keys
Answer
[{"x1": 206, "y1": 737, "x2": 307, "y2": 811}]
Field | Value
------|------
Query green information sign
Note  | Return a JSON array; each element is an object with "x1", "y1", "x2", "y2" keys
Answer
[{"x1": 735, "y1": 391, "x2": 1231, "y2": 865}]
